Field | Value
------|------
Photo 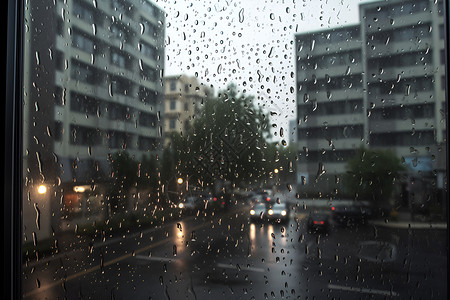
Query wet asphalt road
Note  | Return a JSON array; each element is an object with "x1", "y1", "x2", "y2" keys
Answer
[{"x1": 23, "y1": 198, "x2": 447, "y2": 300}]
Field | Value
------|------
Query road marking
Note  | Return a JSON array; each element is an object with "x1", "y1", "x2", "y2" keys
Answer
[
  {"x1": 134, "y1": 254, "x2": 179, "y2": 263},
  {"x1": 357, "y1": 241, "x2": 397, "y2": 263},
  {"x1": 23, "y1": 207, "x2": 247, "y2": 298},
  {"x1": 216, "y1": 263, "x2": 264, "y2": 273},
  {"x1": 93, "y1": 215, "x2": 197, "y2": 248},
  {"x1": 370, "y1": 221, "x2": 447, "y2": 229},
  {"x1": 25, "y1": 248, "x2": 84, "y2": 268},
  {"x1": 328, "y1": 284, "x2": 399, "y2": 297}
]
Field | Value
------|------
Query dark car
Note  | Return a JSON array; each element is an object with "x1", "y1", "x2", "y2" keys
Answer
[
  {"x1": 331, "y1": 202, "x2": 372, "y2": 226},
  {"x1": 307, "y1": 211, "x2": 330, "y2": 233}
]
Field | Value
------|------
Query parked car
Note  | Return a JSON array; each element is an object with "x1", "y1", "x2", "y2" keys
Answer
[
  {"x1": 331, "y1": 202, "x2": 372, "y2": 226},
  {"x1": 307, "y1": 211, "x2": 330, "y2": 233}
]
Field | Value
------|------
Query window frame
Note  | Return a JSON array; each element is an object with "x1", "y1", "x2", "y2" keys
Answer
[{"x1": 2, "y1": 0, "x2": 449, "y2": 299}]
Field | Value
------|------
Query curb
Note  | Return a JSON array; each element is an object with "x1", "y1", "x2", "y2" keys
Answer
[{"x1": 369, "y1": 220, "x2": 447, "y2": 229}]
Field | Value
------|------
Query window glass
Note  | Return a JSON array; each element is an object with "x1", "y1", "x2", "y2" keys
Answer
[{"x1": 21, "y1": 0, "x2": 447, "y2": 299}]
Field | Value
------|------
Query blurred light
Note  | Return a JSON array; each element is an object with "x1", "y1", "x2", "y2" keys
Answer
[
  {"x1": 249, "y1": 223, "x2": 256, "y2": 242},
  {"x1": 73, "y1": 186, "x2": 86, "y2": 193},
  {"x1": 281, "y1": 210, "x2": 287, "y2": 216},
  {"x1": 268, "y1": 209, "x2": 273, "y2": 215},
  {"x1": 266, "y1": 197, "x2": 270, "y2": 201},
  {"x1": 250, "y1": 209, "x2": 255, "y2": 215},
  {"x1": 213, "y1": 197, "x2": 217, "y2": 201},
  {"x1": 178, "y1": 203, "x2": 184, "y2": 209},
  {"x1": 177, "y1": 178, "x2": 183, "y2": 184},
  {"x1": 37, "y1": 185, "x2": 47, "y2": 194},
  {"x1": 320, "y1": 221, "x2": 324, "y2": 225},
  {"x1": 274, "y1": 168, "x2": 279, "y2": 174},
  {"x1": 313, "y1": 221, "x2": 318, "y2": 224},
  {"x1": 331, "y1": 206, "x2": 335, "y2": 211}
]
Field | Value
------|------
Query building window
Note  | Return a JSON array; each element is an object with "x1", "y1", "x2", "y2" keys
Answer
[
  {"x1": 111, "y1": 49, "x2": 127, "y2": 69},
  {"x1": 169, "y1": 118, "x2": 176, "y2": 129},
  {"x1": 170, "y1": 100, "x2": 176, "y2": 110},
  {"x1": 170, "y1": 80, "x2": 176, "y2": 91},
  {"x1": 72, "y1": 32, "x2": 95, "y2": 53},
  {"x1": 111, "y1": 23, "x2": 128, "y2": 41},
  {"x1": 141, "y1": 64, "x2": 157, "y2": 81},
  {"x1": 71, "y1": 61, "x2": 96, "y2": 83},
  {"x1": 73, "y1": 0, "x2": 95, "y2": 23},
  {"x1": 54, "y1": 121, "x2": 63, "y2": 141},
  {"x1": 140, "y1": 42, "x2": 157, "y2": 61}
]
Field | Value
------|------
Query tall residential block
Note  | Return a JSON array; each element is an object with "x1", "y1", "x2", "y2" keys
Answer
[
  {"x1": 295, "y1": 0, "x2": 446, "y2": 200},
  {"x1": 23, "y1": 0, "x2": 165, "y2": 240}
]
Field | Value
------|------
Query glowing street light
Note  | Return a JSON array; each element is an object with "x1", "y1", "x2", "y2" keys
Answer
[
  {"x1": 274, "y1": 168, "x2": 279, "y2": 174},
  {"x1": 177, "y1": 177, "x2": 184, "y2": 185},
  {"x1": 37, "y1": 185, "x2": 47, "y2": 195}
]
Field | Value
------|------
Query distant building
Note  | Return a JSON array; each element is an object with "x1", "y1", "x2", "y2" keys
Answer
[
  {"x1": 163, "y1": 75, "x2": 213, "y2": 146},
  {"x1": 296, "y1": 25, "x2": 364, "y2": 188},
  {"x1": 288, "y1": 119, "x2": 298, "y2": 144},
  {"x1": 23, "y1": 0, "x2": 165, "y2": 240},
  {"x1": 295, "y1": 0, "x2": 446, "y2": 199}
]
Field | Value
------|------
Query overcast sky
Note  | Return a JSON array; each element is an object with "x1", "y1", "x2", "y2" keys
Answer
[{"x1": 155, "y1": 0, "x2": 372, "y2": 144}]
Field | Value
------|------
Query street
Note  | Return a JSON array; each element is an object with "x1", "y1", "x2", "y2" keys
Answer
[{"x1": 23, "y1": 191, "x2": 447, "y2": 300}]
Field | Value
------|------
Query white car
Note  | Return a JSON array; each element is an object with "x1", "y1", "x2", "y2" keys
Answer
[
  {"x1": 178, "y1": 196, "x2": 198, "y2": 211},
  {"x1": 266, "y1": 202, "x2": 289, "y2": 223},
  {"x1": 249, "y1": 203, "x2": 267, "y2": 221}
]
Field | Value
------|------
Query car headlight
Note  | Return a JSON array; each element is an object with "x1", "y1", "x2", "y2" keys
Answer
[
  {"x1": 268, "y1": 209, "x2": 273, "y2": 215},
  {"x1": 281, "y1": 210, "x2": 287, "y2": 216},
  {"x1": 179, "y1": 203, "x2": 184, "y2": 209},
  {"x1": 250, "y1": 209, "x2": 255, "y2": 215}
]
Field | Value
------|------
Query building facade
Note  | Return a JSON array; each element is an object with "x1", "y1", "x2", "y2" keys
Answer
[
  {"x1": 23, "y1": 0, "x2": 165, "y2": 240},
  {"x1": 163, "y1": 75, "x2": 213, "y2": 146},
  {"x1": 295, "y1": 25, "x2": 365, "y2": 192},
  {"x1": 295, "y1": 0, "x2": 446, "y2": 202}
]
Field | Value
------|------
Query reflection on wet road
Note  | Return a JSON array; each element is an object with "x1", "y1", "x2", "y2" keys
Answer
[{"x1": 23, "y1": 201, "x2": 447, "y2": 300}]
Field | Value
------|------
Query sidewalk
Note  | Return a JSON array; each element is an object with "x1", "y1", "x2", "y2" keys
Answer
[{"x1": 369, "y1": 210, "x2": 447, "y2": 229}]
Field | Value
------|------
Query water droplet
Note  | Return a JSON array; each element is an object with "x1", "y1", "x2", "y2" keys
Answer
[
  {"x1": 345, "y1": 66, "x2": 351, "y2": 76},
  {"x1": 310, "y1": 39, "x2": 315, "y2": 51},
  {"x1": 190, "y1": 231, "x2": 197, "y2": 241},
  {"x1": 405, "y1": 84, "x2": 411, "y2": 96},
  {"x1": 32, "y1": 231, "x2": 38, "y2": 246},
  {"x1": 303, "y1": 93, "x2": 309, "y2": 103},
  {"x1": 108, "y1": 83, "x2": 113, "y2": 97},
  {"x1": 34, "y1": 203, "x2": 40, "y2": 230},
  {"x1": 238, "y1": 8, "x2": 244, "y2": 23}
]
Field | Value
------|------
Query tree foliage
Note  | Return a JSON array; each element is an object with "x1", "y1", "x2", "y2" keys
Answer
[
  {"x1": 169, "y1": 83, "x2": 274, "y2": 188},
  {"x1": 345, "y1": 146, "x2": 405, "y2": 205}
]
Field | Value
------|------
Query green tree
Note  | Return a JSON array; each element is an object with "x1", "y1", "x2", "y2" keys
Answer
[
  {"x1": 345, "y1": 146, "x2": 405, "y2": 209},
  {"x1": 169, "y1": 83, "x2": 273, "y2": 188}
]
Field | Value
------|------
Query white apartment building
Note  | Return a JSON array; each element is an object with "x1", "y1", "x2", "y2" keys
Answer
[
  {"x1": 23, "y1": 0, "x2": 165, "y2": 240},
  {"x1": 295, "y1": 0, "x2": 446, "y2": 199},
  {"x1": 163, "y1": 75, "x2": 213, "y2": 146}
]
